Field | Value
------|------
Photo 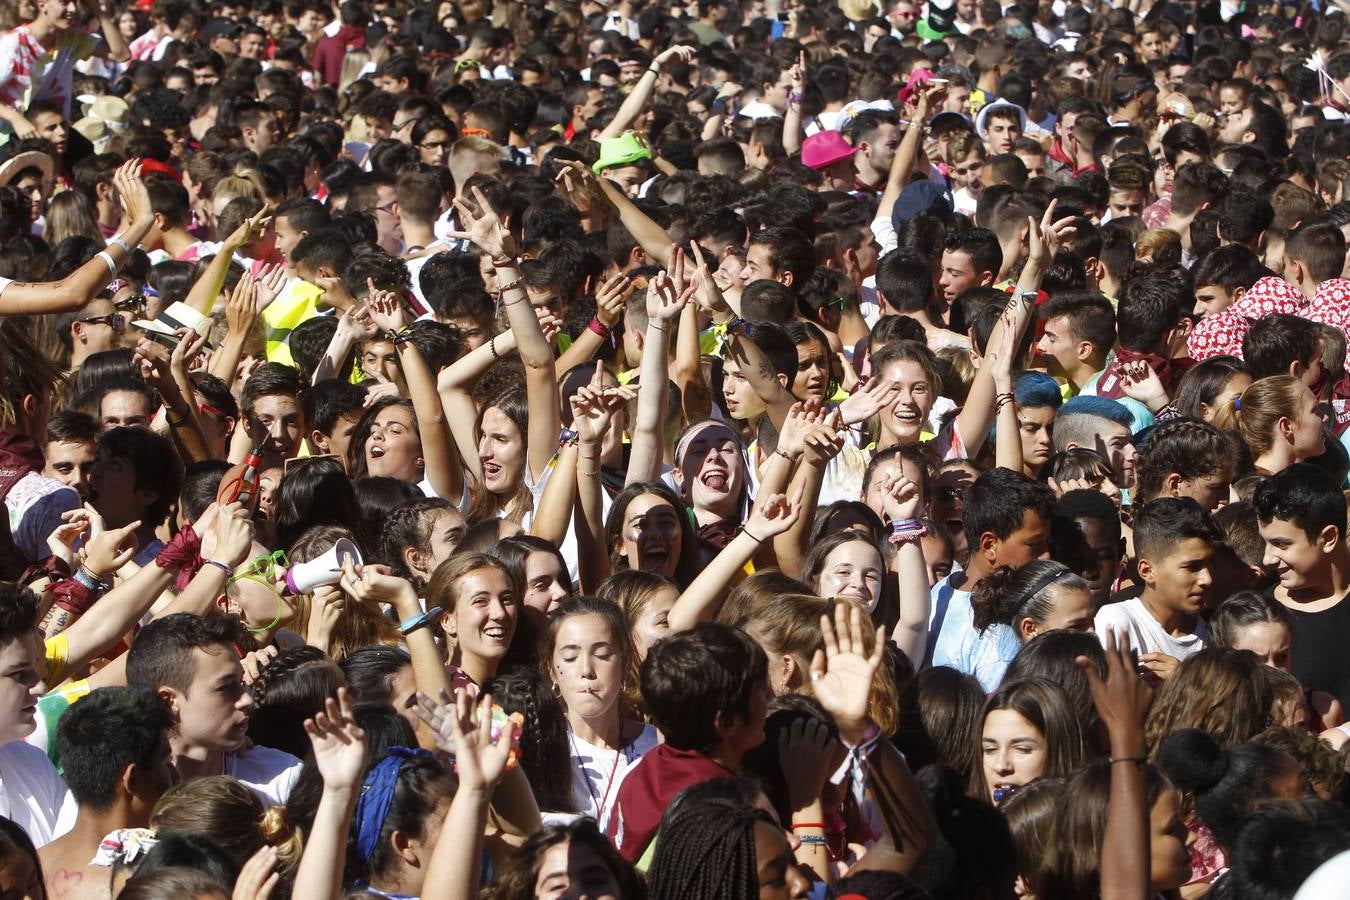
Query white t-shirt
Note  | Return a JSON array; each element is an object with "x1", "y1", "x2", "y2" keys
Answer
[
  {"x1": 0, "y1": 740, "x2": 73, "y2": 847},
  {"x1": 567, "y1": 723, "x2": 659, "y2": 831},
  {"x1": 6, "y1": 472, "x2": 81, "y2": 565},
  {"x1": 1094, "y1": 596, "x2": 1207, "y2": 662},
  {"x1": 225, "y1": 745, "x2": 303, "y2": 808},
  {"x1": 0, "y1": 275, "x2": 11, "y2": 297}
]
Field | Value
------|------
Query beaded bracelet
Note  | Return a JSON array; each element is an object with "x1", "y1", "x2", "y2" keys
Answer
[{"x1": 889, "y1": 517, "x2": 928, "y2": 544}]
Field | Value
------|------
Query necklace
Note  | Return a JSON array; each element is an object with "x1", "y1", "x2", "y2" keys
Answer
[{"x1": 569, "y1": 726, "x2": 628, "y2": 817}]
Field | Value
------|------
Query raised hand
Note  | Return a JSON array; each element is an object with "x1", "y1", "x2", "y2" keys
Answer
[
  {"x1": 339, "y1": 561, "x2": 419, "y2": 617},
  {"x1": 809, "y1": 603, "x2": 886, "y2": 742},
  {"x1": 594, "y1": 271, "x2": 630, "y2": 330},
  {"x1": 554, "y1": 159, "x2": 602, "y2": 214},
  {"x1": 804, "y1": 409, "x2": 846, "y2": 466},
  {"x1": 645, "y1": 270, "x2": 688, "y2": 324},
  {"x1": 779, "y1": 718, "x2": 840, "y2": 812},
  {"x1": 305, "y1": 687, "x2": 367, "y2": 792},
  {"x1": 665, "y1": 244, "x2": 688, "y2": 296},
  {"x1": 225, "y1": 204, "x2": 272, "y2": 250},
  {"x1": 411, "y1": 689, "x2": 459, "y2": 754},
  {"x1": 655, "y1": 44, "x2": 697, "y2": 67},
  {"x1": 225, "y1": 274, "x2": 259, "y2": 334},
  {"x1": 113, "y1": 159, "x2": 152, "y2": 228},
  {"x1": 570, "y1": 369, "x2": 635, "y2": 446},
  {"x1": 253, "y1": 262, "x2": 287, "y2": 311},
  {"x1": 1077, "y1": 628, "x2": 1151, "y2": 757},
  {"x1": 743, "y1": 483, "x2": 805, "y2": 542},
  {"x1": 983, "y1": 298, "x2": 1021, "y2": 391},
  {"x1": 445, "y1": 689, "x2": 520, "y2": 792},
  {"x1": 231, "y1": 845, "x2": 280, "y2": 900},
  {"x1": 170, "y1": 327, "x2": 208, "y2": 376},
  {"x1": 339, "y1": 303, "x2": 379, "y2": 342},
  {"x1": 688, "y1": 242, "x2": 729, "y2": 315},
  {"x1": 82, "y1": 519, "x2": 140, "y2": 579},
  {"x1": 1119, "y1": 359, "x2": 1169, "y2": 412},
  {"x1": 777, "y1": 400, "x2": 827, "y2": 460},
  {"x1": 838, "y1": 377, "x2": 902, "y2": 426},
  {"x1": 447, "y1": 185, "x2": 518, "y2": 261},
  {"x1": 200, "y1": 501, "x2": 254, "y2": 569},
  {"x1": 240, "y1": 644, "x2": 280, "y2": 685},
  {"x1": 879, "y1": 471, "x2": 923, "y2": 522},
  {"x1": 365, "y1": 279, "x2": 410, "y2": 332}
]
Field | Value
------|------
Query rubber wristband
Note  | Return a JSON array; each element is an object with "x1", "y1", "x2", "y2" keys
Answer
[
  {"x1": 96, "y1": 251, "x2": 118, "y2": 275},
  {"x1": 202, "y1": 559, "x2": 234, "y2": 577},
  {"x1": 790, "y1": 822, "x2": 826, "y2": 830}
]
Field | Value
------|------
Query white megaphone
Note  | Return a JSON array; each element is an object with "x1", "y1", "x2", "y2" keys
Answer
[{"x1": 284, "y1": 538, "x2": 363, "y2": 594}]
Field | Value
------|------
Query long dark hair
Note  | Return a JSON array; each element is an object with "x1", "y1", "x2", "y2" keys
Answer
[
  {"x1": 273, "y1": 457, "x2": 364, "y2": 551},
  {"x1": 0, "y1": 815, "x2": 46, "y2": 900},
  {"x1": 345, "y1": 396, "x2": 421, "y2": 483},
  {"x1": 246, "y1": 645, "x2": 344, "y2": 759},
  {"x1": 485, "y1": 669, "x2": 577, "y2": 814}
]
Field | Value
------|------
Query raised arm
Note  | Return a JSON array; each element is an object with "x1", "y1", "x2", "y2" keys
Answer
[
  {"x1": 0, "y1": 161, "x2": 151, "y2": 315},
  {"x1": 783, "y1": 53, "x2": 806, "y2": 156},
  {"x1": 726, "y1": 324, "x2": 795, "y2": 431},
  {"x1": 571, "y1": 376, "x2": 634, "y2": 594},
  {"x1": 85, "y1": 0, "x2": 130, "y2": 60},
  {"x1": 184, "y1": 208, "x2": 271, "y2": 315},
  {"x1": 367, "y1": 283, "x2": 463, "y2": 501},
  {"x1": 207, "y1": 273, "x2": 261, "y2": 386},
  {"x1": 437, "y1": 329, "x2": 518, "y2": 484},
  {"x1": 598, "y1": 45, "x2": 696, "y2": 140},
  {"x1": 135, "y1": 336, "x2": 211, "y2": 464},
  {"x1": 557, "y1": 159, "x2": 675, "y2": 263},
  {"x1": 291, "y1": 688, "x2": 366, "y2": 900},
  {"x1": 553, "y1": 271, "x2": 628, "y2": 378},
  {"x1": 419, "y1": 690, "x2": 519, "y2": 900},
  {"x1": 774, "y1": 411, "x2": 844, "y2": 579},
  {"x1": 626, "y1": 263, "x2": 690, "y2": 485},
  {"x1": 1080, "y1": 630, "x2": 1153, "y2": 900},
  {"x1": 668, "y1": 488, "x2": 802, "y2": 633},
  {"x1": 448, "y1": 187, "x2": 559, "y2": 484},
  {"x1": 311, "y1": 303, "x2": 376, "y2": 384},
  {"x1": 877, "y1": 473, "x2": 930, "y2": 666},
  {"x1": 953, "y1": 291, "x2": 1025, "y2": 460}
]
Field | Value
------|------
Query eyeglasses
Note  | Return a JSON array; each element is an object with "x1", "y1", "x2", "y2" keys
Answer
[
  {"x1": 231, "y1": 550, "x2": 289, "y2": 586},
  {"x1": 78, "y1": 313, "x2": 125, "y2": 331}
]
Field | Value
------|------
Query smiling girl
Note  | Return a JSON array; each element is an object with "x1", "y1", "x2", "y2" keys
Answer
[{"x1": 429, "y1": 552, "x2": 520, "y2": 692}]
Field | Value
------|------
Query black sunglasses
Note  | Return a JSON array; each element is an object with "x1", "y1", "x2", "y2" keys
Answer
[{"x1": 78, "y1": 313, "x2": 125, "y2": 330}]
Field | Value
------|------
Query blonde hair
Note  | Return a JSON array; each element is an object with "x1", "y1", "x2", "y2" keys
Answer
[
  {"x1": 211, "y1": 171, "x2": 266, "y2": 209},
  {"x1": 1210, "y1": 374, "x2": 1306, "y2": 458},
  {"x1": 338, "y1": 49, "x2": 372, "y2": 94},
  {"x1": 743, "y1": 594, "x2": 899, "y2": 735},
  {"x1": 1135, "y1": 228, "x2": 1181, "y2": 262}
]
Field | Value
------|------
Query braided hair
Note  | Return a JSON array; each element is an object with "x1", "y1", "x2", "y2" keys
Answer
[{"x1": 648, "y1": 787, "x2": 778, "y2": 900}]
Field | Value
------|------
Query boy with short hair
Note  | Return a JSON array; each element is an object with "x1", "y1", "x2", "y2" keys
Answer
[
  {"x1": 1095, "y1": 497, "x2": 1220, "y2": 675},
  {"x1": 946, "y1": 132, "x2": 987, "y2": 216},
  {"x1": 1254, "y1": 464, "x2": 1350, "y2": 708},
  {"x1": 126, "y1": 613, "x2": 302, "y2": 806},
  {"x1": 1035, "y1": 290, "x2": 1115, "y2": 395},
  {"x1": 240, "y1": 363, "x2": 306, "y2": 469},
  {"x1": 42, "y1": 412, "x2": 99, "y2": 502},
  {"x1": 1285, "y1": 222, "x2": 1348, "y2": 302},
  {"x1": 929, "y1": 468, "x2": 1055, "y2": 690},
  {"x1": 1053, "y1": 396, "x2": 1136, "y2": 492},
  {"x1": 609, "y1": 621, "x2": 770, "y2": 862},
  {"x1": 39, "y1": 687, "x2": 173, "y2": 892},
  {"x1": 1052, "y1": 488, "x2": 1124, "y2": 609},
  {"x1": 1191, "y1": 245, "x2": 1269, "y2": 317},
  {"x1": 301, "y1": 380, "x2": 367, "y2": 464},
  {"x1": 88, "y1": 427, "x2": 184, "y2": 566}
]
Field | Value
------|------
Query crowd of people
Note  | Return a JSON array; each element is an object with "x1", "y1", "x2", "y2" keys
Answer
[{"x1": 0, "y1": 0, "x2": 1349, "y2": 896}]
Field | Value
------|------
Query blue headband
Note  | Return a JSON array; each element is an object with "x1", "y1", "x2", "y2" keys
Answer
[{"x1": 354, "y1": 746, "x2": 435, "y2": 862}]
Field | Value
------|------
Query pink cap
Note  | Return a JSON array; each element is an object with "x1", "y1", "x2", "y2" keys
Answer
[{"x1": 802, "y1": 130, "x2": 860, "y2": 170}]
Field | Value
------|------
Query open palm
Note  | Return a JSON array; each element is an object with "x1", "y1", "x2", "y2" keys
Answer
[
  {"x1": 305, "y1": 687, "x2": 367, "y2": 792},
  {"x1": 810, "y1": 604, "x2": 885, "y2": 732}
]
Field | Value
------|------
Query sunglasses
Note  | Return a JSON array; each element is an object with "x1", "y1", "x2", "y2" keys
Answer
[
  {"x1": 78, "y1": 313, "x2": 125, "y2": 331},
  {"x1": 114, "y1": 294, "x2": 147, "y2": 312}
]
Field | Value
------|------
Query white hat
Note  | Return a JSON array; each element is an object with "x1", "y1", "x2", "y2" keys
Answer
[{"x1": 974, "y1": 98, "x2": 1028, "y2": 141}]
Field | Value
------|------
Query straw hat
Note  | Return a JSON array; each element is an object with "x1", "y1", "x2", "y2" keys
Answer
[{"x1": 0, "y1": 151, "x2": 54, "y2": 188}]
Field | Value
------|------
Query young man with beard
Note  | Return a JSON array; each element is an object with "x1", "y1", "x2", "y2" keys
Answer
[
  {"x1": 1255, "y1": 465, "x2": 1350, "y2": 710},
  {"x1": 125, "y1": 613, "x2": 302, "y2": 806}
]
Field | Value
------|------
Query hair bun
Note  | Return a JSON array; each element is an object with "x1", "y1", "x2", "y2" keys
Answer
[{"x1": 1156, "y1": 728, "x2": 1229, "y2": 793}]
